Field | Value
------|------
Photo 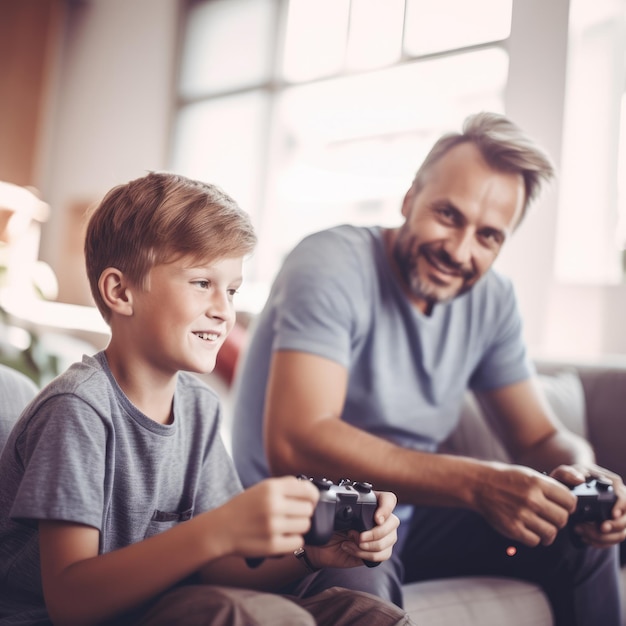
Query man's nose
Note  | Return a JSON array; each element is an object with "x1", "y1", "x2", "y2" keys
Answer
[{"x1": 445, "y1": 229, "x2": 474, "y2": 265}]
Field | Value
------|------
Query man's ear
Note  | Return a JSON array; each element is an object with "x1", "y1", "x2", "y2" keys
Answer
[
  {"x1": 401, "y1": 186, "x2": 417, "y2": 218},
  {"x1": 99, "y1": 268, "x2": 134, "y2": 316}
]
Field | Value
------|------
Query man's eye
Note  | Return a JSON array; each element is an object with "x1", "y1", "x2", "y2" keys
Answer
[
  {"x1": 480, "y1": 231, "x2": 503, "y2": 247},
  {"x1": 436, "y1": 206, "x2": 456, "y2": 221}
]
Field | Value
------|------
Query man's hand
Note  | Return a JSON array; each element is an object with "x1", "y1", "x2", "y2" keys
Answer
[
  {"x1": 305, "y1": 490, "x2": 400, "y2": 569},
  {"x1": 554, "y1": 463, "x2": 626, "y2": 548},
  {"x1": 474, "y1": 463, "x2": 577, "y2": 546}
]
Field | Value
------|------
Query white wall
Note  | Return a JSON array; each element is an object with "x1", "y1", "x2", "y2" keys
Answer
[
  {"x1": 38, "y1": 0, "x2": 179, "y2": 303},
  {"x1": 34, "y1": 0, "x2": 626, "y2": 362}
]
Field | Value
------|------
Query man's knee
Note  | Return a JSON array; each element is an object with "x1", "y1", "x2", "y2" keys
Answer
[{"x1": 136, "y1": 585, "x2": 316, "y2": 626}]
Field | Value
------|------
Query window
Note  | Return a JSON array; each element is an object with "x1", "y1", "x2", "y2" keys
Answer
[
  {"x1": 172, "y1": 0, "x2": 513, "y2": 302},
  {"x1": 555, "y1": 0, "x2": 626, "y2": 284}
]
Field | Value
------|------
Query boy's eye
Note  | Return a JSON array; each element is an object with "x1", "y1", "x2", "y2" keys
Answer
[{"x1": 194, "y1": 280, "x2": 210, "y2": 289}]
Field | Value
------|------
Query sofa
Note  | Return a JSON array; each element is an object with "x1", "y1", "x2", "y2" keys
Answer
[{"x1": 398, "y1": 358, "x2": 626, "y2": 625}]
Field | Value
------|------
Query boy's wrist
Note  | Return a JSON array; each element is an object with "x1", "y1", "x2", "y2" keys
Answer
[{"x1": 293, "y1": 547, "x2": 319, "y2": 574}]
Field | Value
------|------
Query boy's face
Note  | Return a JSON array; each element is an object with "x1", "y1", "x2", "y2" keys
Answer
[{"x1": 129, "y1": 255, "x2": 243, "y2": 376}]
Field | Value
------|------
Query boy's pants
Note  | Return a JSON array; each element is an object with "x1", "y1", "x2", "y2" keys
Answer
[{"x1": 133, "y1": 584, "x2": 414, "y2": 626}]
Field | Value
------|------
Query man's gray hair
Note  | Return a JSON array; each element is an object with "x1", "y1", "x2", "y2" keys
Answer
[{"x1": 412, "y1": 112, "x2": 555, "y2": 222}]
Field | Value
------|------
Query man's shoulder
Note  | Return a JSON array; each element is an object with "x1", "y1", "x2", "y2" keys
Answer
[{"x1": 296, "y1": 224, "x2": 381, "y2": 254}]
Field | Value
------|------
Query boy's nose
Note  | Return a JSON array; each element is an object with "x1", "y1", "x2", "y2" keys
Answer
[{"x1": 207, "y1": 292, "x2": 232, "y2": 321}]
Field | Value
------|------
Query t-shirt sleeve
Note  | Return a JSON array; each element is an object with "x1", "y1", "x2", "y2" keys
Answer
[
  {"x1": 10, "y1": 394, "x2": 108, "y2": 529},
  {"x1": 469, "y1": 278, "x2": 534, "y2": 391},
  {"x1": 271, "y1": 232, "x2": 363, "y2": 367}
]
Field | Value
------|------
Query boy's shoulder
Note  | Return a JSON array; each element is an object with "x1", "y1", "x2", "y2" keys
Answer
[{"x1": 27, "y1": 353, "x2": 113, "y2": 414}]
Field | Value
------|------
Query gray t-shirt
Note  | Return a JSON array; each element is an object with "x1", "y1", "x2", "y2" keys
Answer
[
  {"x1": 231, "y1": 225, "x2": 532, "y2": 487},
  {"x1": 0, "y1": 352, "x2": 241, "y2": 625}
]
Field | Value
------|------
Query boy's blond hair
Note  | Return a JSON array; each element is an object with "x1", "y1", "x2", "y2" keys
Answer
[{"x1": 85, "y1": 172, "x2": 257, "y2": 321}]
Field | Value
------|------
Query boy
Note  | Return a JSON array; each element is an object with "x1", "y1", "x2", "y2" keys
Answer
[{"x1": 0, "y1": 172, "x2": 408, "y2": 626}]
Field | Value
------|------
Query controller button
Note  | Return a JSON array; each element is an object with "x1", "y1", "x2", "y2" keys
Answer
[
  {"x1": 352, "y1": 481, "x2": 373, "y2": 493},
  {"x1": 312, "y1": 477, "x2": 333, "y2": 490}
]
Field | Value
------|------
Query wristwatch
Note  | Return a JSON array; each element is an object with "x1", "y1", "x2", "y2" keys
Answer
[{"x1": 294, "y1": 547, "x2": 319, "y2": 574}]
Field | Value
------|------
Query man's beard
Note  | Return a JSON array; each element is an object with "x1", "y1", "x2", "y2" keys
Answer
[{"x1": 392, "y1": 229, "x2": 477, "y2": 307}]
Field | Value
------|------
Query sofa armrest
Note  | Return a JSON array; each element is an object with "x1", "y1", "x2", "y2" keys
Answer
[
  {"x1": 537, "y1": 360, "x2": 626, "y2": 480},
  {"x1": 443, "y1": 366, "x2": 586, "y2": 463}
]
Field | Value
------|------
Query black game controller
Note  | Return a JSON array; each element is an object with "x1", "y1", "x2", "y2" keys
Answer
[
  {"x1": 298, "y1": 475, "x2": 380, "y2": 568},
  {"x1": 245, "y1": 475, "x2": 381, "y2": 569},
  {"x1": 569, "y1": 476, "x2": 617, "y2": 524},
  {"x1": 568, "y1": 476, "x2": 617, "y2": 548}
]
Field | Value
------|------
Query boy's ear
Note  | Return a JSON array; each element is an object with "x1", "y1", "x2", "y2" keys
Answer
[{"x1": 99, "y1": 268, "x2": 134, "y2": 316}]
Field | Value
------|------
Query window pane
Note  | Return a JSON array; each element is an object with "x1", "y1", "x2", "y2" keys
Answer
[
  {"x1": 179, "y1": 0, "x2": 276, "y2": 98},
  {"x1": 256, "y1": 48, "x2": 508, "y2": 281},
  {"x1": 346, "y1": 0, "x2": 404, "y2": 71},
  {"x1": 554, "y1": 0, "x2": 626, "y2": 284},
  {"x1": 169, "y1": 92, "x2": 269, "y2": 226},
  {"x1": 404, "y1": 0, "x2": 512, "y2": 56},
  {"x1": 282, "y1": 0, "x2": 350, "y2": 82}
]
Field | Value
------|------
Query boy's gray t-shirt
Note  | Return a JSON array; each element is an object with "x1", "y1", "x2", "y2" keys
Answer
[
  {"x1": 0, "y1": 351, "x2": 241, "y2": 624},
  {"x1": 231, "y1": 225, "x2": 532, "y2": 487}
]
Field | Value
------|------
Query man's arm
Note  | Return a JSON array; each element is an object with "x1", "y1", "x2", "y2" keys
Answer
[
  {"x1": 477, "y1": 376, "x2": 595, "y2": 471},
  {"x1": 265, "y1": 350, "x2": 578, "y2": 546}
]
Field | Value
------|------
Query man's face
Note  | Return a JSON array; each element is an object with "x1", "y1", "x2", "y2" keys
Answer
[{"x1": 391, "y1": 142, "x2": 525, "y2": 313}]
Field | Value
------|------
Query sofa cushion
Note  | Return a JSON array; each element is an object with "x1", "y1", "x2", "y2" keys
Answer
[
  {"x1": 442, "y1": 369, "x2": 586, "y2": 462},
  {"x1": 403, "y1": 576, "x2": 553, "y2": 625}
]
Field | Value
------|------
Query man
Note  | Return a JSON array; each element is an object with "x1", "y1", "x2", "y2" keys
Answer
[{"x1": 231, "y1": 113, "x2": 626, "y2": 626}]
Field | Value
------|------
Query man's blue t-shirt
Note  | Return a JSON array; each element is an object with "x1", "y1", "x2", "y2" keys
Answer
[{"x1": 231, "y1": 225, "x2": 532, "y2": 487}]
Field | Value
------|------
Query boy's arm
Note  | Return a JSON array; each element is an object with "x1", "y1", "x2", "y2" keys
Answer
[{"x1": 39, "y1": 477, "x2": 319, "y2": 626}]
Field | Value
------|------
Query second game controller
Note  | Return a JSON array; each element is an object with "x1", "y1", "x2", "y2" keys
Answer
[
  {"x1": 568, "y1": 476, "x2": 617, "y2": 548},
  {"x1": 569, "y1": 476, "x2": 617, "y2": 524}
]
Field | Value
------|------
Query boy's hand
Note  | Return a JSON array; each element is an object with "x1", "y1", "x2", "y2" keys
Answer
[
  {"x1": 305, "y1": 490, "x2": 400, "y2": 569},
  {"x1": 215, "y1": 476, "x2": 320, "y2": 558}
]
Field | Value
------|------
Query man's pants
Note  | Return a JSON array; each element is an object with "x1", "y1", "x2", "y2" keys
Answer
[
  {"x1": 130, "y1": 585, "x2": 413, "y2": 626},
  {"x1": 292, "y1": 506, "x2": 622, "y2": 626}
]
